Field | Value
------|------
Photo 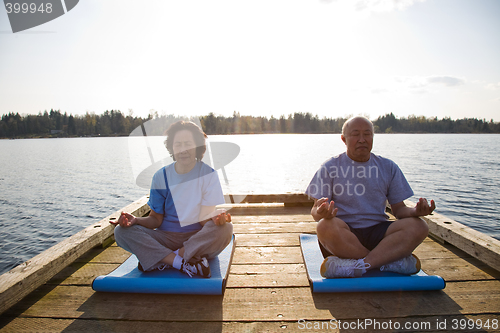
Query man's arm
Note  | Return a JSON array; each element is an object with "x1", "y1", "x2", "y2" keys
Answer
[
  {"x1": 311, "y1": 197, "x2": 338, "y2": 222},
  {"x1": 390, "y1": 198, "x2": 436, "y2": 219}
]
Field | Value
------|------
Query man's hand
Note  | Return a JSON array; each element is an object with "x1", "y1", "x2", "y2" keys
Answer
[
  {"x1": 391, "y1": 198, "x2": 436, "y2": 219},
  {"x1": 414, "y1": 198, "x2": 436, "y2": 216},
  {"x1": 109, "y1": 212, "x2": 137, "y2": 228},
  {"x1": 312, "y1": 197, "x2": 338, "y2": 221}
]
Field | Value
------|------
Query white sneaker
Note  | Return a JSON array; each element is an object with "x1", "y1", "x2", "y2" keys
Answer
[
  {"x1": 138, "y1": 262, "x2": 171, "y2": 272},
  {"x1": 320, "y1": 256, "x2": 370, "y2": 278},
  {"x1": 181, "y1": 257, "x2": 211, "y2": 278},
  {"x1": 380, "y1": 254, "x2": 421, "y2": 275}
]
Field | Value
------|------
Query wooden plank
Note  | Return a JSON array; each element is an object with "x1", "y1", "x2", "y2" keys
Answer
[
  {"x1": 3, "y1": 314, "x2": 500, "y2": 333},
  {"x1": 414, "y1": 239, "x2": 473, "y2": 260},
  {"x1": 0, "y1": 318, "x2": 335, "y2": 333},
  {"x1": 0, "y1": 196, "x2": 150, "y2": 315},
  {"x1": 229, "y1": 263, "x2": 308, "y2": 288},
  {"x1": 227, "y1": 273, "x2": 309, "y2": 288},
  {"x1": 230, "y1": 264, "x2": 306, "y2": 275},
  {"x1": 47, "y1": 263, "x2": 120, "y2": 286},
  {"x1": 286, "y1": 314, "x2": 500, "y2": 333},
  {"x1": 226, "y1": 193, "x2": 314, "y2": 204},
  {"x1": 235, "y1": 233, "x2": 300, "y2": 247},
  {"x1": 233, "y1": 223, "x2": 316, "y2": 234},
  {"x1": 231, "y1": 214, "x2": 315, "y2": 223},
  {"x1": 223, "y1": 205, "x2": 288, "y2": 217},
  {"x1": 403, "y1": 200, "x2": 500, "y2": 272},
  {"x1": 75, "y1": 246, "x2": 131, "y2": 264},
  {"x1": 0, "y1": 318, "x2": 228, "y2": 333},
  {"x1": 6, "y1": 281, "x2": 500, "y2": 321},
  {"x1": 220, "y1": 282, "x2": 500, "y2": 322},
  {"x1": 5, "y1": 285, "x2": 226, "y2": 321},
  {"x1": 232, "y1": 247, "x2": 303, "y2": 264},
  {"x1": 421, "y1": 258, "x2": 500, "y2": 282}
]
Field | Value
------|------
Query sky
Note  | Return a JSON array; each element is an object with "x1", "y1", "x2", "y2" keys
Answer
[{"x1": 0, "y1": 0, "x2": 499, "y2": 121}]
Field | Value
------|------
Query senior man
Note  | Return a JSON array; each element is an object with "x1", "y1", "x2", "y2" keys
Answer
[{"x1": 305, "y1": 116, "x2": 435, "y2": 278}]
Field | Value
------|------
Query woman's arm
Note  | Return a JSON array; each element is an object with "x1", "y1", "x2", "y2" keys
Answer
[
  {"x1": 199, "y1": 205, "x2": 231, "y2": 226},
  {"x1": 110, "y1": 209, "x2": 164, "y2": 229}
]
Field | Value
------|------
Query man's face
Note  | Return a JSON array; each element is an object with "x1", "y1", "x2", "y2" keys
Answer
[{"x1": 341, "y1": 118, "x2": 373, "y2": 162}]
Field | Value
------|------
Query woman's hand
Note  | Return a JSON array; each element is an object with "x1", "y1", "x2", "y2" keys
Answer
[
  {"x1": 199, "y1": 207, "x2": 232, "y2": 226},
  {"x1": 110, "y1": 212, "x2": 137, "y2": 228},
  {"x1": 212, "y1": 210, "x2": 232, "y2": 226}
]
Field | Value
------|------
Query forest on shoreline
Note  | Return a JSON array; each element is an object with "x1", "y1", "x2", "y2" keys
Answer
[{"x1": 1, "y1": 110, "x2": 499, "y2": 138}]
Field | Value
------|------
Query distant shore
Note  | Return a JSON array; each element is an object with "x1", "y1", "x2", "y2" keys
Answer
[
  {"x1": 3, "y1": 132, "x2": 500, "y2": 140},
  {"x1": 2, "y1": 110, "x2": 499, "y2": 138}
]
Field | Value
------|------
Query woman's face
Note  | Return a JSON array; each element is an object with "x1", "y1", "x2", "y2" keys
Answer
[{"x1": 172, "y1": 129, "x2": 197, "y2": 170}]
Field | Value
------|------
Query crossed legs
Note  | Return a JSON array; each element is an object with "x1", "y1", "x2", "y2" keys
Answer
[
  {"x1": 115, "y1": 220, "x2": 233, "y2": 271},
  {"x1": 317, "y1": 217, "x2": 428, "y2": 270}
]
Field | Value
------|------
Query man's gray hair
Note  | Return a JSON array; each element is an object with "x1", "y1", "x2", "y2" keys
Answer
[{"x1": 342, "y1": 116, "x2": 375, "y2": 136}]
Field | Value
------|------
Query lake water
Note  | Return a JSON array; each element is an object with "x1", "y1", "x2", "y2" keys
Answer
[{"x1": 0, "y1": 134, "x2": 499, "y2": 276}]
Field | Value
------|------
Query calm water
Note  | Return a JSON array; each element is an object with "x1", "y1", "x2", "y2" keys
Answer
[{"x1": 0, "y1": 134, "x2": 499, "y2": 275}]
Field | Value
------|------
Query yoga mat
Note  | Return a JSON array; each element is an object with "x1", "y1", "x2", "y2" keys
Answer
[
  {"x1": 300, "y1": 234, "x2": 445, "y2": 293},
  {"x1": 92, "y1": 235, "x2": 235, "y2": 295}
]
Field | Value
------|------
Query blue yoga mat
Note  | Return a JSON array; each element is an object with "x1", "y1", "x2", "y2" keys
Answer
[
  {"x1": 299, "y1": 234, "x2": 445, "y2": 293},
  {"x1": 92, "y1": 235, "x2": 235, "y2": 295}
]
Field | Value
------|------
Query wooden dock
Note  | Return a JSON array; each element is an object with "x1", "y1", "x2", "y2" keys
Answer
[{"x1": 1, "y1": 195, "x2": 500, "y2": 332}]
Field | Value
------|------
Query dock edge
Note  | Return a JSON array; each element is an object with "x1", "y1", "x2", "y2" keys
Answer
[{"x1": 0, "y1": 196, "x2": 151, "y2": 315}]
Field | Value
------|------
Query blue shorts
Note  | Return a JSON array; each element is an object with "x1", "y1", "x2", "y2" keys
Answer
[{"x1": 319, "y1": 221, "x2": 393, "y2": 258}]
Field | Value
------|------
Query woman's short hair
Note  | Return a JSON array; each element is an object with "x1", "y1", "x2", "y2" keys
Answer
[{"x1": 164, "y1": 121, "x2": 208, "y2": 161}]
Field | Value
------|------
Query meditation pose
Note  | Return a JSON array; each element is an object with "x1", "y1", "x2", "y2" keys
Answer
[
  {"x1": 111, "y1": 121, "x2": 233, "y2": 278},
  {"x1": 305, "y1": 116, "x2": 435, "y2": 278}
]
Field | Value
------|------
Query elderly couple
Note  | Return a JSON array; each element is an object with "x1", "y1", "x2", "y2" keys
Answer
[{"x1": 111, "y1": 117, "x2": 435, "y2": 278}]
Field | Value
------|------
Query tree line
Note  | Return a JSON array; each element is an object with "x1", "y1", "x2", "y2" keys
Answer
[
  {"x1": 0, "y1": 109, "x2": 145, "y2": 138},
  {"x1": 373, "y1": 113, "x2": 500, "y2": 134},
  {"x1": 1, "y1": 110, "x2": 499, "y2": 138}
]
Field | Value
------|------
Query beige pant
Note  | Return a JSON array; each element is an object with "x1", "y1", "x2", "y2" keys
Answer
[{"x1": 114, "y1": 220, "x2": 233, "y2": 271}]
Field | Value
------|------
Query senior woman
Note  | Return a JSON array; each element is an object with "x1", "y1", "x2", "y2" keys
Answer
[{"x1": 111, "y1": 121, "x2": 233, "y2": 278}]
